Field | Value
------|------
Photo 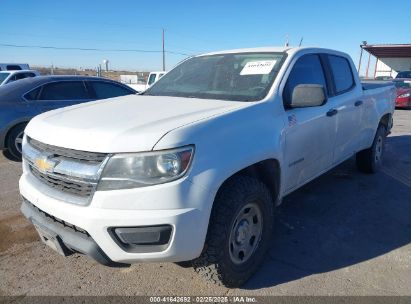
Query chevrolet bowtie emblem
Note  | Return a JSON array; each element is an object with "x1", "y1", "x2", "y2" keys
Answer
[{"x1": 34, "y1": 156, "x2": 56, "y2": 173}]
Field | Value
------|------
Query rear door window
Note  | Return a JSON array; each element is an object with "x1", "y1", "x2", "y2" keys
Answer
[
  {"x1": 39, "y1": 81, "x2": 89, "y2": 100},
  {"x1": 89, "y1": 81, "x2": 134, "y2": 99},
  {"x1": 327, "y1": 55, "x2": 355, "y2": 94},
  {"x1": 283, "y1": 54, "x2": 327, "y2": 107}
]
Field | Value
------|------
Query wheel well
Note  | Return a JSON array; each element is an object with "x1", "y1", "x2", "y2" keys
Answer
[
  {"x1": 5, "y1": 122, "x2": 28, "y2": 147},
  {"x1": 220, "y1": 159, "x2": 281, "y2": 204},
  {"x1": 379, "y1": 113, "x2": 391, "y2": 129}
]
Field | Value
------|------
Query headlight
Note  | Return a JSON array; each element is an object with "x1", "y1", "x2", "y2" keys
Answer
[
  {"x1": 398, "y1": 92, "x2": 410, "y2": 98},
  {"x1": 97, "y1": 146, "x2": 194, "y2": 190}
]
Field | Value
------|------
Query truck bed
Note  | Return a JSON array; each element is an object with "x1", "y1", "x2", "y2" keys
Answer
[{"x1": 362, "y1": 81, "x2": 393, "y2": 90}]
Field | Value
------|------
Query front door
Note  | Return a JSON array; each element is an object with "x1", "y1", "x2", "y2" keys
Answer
[{"x1": 282, "y1": 54, "x2": 337, "y2": 191}]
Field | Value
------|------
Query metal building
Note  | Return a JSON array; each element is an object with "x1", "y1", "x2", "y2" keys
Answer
[{"x1": 358, "y1": 43, "x2": 411, "y2": 79}]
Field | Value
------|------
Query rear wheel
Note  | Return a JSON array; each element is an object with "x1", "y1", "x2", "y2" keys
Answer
[
  {"x1": 356, "y1": 124, "x2": 386, "y2": 173},
  {"x1": 192, "y1": 175, "x2": 274, "y2": 287},
  {"x1": 5, "y1": 123, "x2": 27, "y2": 161}
]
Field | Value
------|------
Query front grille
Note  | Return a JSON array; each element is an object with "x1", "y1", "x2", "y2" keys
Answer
[
  {"x1": 30, "y1": 166, "x2": 96, "y2": 198},
  {"x1": 28, "y1": 137, "x2": 107, "y2": 163},
  {"x1": 25, "y1": 137, "x2": 106, "y2": 201}
]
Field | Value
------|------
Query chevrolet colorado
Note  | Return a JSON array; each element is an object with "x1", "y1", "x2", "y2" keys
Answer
[{"x1": 20, "y1": 47, "x2": 395, "y2": 287}]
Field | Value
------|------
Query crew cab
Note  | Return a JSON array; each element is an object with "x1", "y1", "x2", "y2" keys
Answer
[{"x1": 20, "y1": 47, "x2": 395, "y2": 287}]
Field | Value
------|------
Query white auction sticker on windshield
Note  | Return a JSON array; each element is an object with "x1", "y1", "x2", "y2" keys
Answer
[{"x1": 240, "y1": 60, "x2": 277, "y2": 75}]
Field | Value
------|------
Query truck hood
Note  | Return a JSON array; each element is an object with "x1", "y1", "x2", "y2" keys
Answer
[{"x1": 25, "y1": 95, "x2": 244, "y2": 152}]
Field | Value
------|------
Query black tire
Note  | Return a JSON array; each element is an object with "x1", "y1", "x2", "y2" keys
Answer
[
  {"x1": 174, "y1": 261, "x2": 193, "y2": 268},
  {"x1": 356, "y1": 124, "x2": 386, "y2": 173},
  {"x1": 5, "y1": 123, "x2": 27, "y2": 161},
  {"x1": 192, "y1": 175, "x2": 274, "y2": 287}
]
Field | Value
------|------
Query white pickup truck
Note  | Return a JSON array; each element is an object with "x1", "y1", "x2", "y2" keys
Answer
[
  {"x1": 125, "y1": 71, "x2": 166, "y2": 92},
  {"x1": 20, "y1": 47, "x2": 395, "y2": 287}
]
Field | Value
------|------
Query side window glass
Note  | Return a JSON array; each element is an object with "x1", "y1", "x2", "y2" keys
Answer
[
  {"x1": 7, "y1": 75, "x2": 18, "y2": 83},
  {"x1": 328, "y1": 55, "x2": 354, "y2": 93},
  {"x1": 39, "y1": 81, "x2": 89, "y2": 100},
  {"x1": 15, "y1": 73, "x2": 28, "y2": 80},
  {"x1": 24, "y1": 87, "x2": 42, "y2": 101},
  {"x1": 283, "y1": 54, "x2": 327, "y2": 107},
  {"x1": 6, "y1": 65, "x2": 22, "y2": 70},
  {"x1": 148, "y1": 74, "x2": 157, "y2": 85},
  {"x1": 90, "y1": 81, "x2": 133, "y2": 99}
]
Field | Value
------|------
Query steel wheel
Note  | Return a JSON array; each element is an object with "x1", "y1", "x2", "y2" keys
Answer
[
  {"x1": 228, "y1": 202, "x2": 263, "y2": 265},
  {"x1": 374, "y1": 135, "x2": 383, "y2": 164},
  {"x1": 14, "y1": 131, "x2": 24, "y2": 155}
]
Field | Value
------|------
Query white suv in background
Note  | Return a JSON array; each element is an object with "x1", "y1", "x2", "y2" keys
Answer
[{"x1": 0, "y1": 70, "x2": 40, "y2": 86}]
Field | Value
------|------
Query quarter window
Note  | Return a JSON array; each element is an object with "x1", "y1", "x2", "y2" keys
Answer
[
  {"x1": 24, "y1": 87, "x2": 42, "y2": 100},
  {"x1": 328, "y1": 55, "x2": 354, "y2": 93},
  {"x1": 283, "y1": 54, "x2": 327, "y2": 107},
  {"x1": 39, "y1": 81, "x2": 89, "y2": 100}
]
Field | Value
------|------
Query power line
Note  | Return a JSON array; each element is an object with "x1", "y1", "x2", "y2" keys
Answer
[{"x1": 0, "y1": 43, "x2": 193, "y2": 56}]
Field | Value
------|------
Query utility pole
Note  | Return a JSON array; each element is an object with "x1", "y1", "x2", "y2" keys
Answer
[
  {"x1": 358, "y1": 41, "x2": 367, "y2": 75},
  {"x1": 162, "y1": 28, "x2": 165, "y2": 71}
]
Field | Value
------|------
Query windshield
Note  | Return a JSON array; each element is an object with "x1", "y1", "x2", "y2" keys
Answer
[
  {"x1": 0, "y1": 73, "x2": 10, "y2": 84},
  {"x1": 144, "y1": 52, "x2": 286, "y2": 102}
]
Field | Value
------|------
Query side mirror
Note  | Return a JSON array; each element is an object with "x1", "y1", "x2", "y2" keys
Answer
[{"x1": 290, "y1": 84, "x2": 326, "y2": 108}]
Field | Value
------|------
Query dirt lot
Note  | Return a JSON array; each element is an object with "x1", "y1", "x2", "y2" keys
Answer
[{"x1": 0, "y1": 110, "x2": 410, "y2": 296}]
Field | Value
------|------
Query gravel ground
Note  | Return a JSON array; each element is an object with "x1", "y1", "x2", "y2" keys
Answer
[{"x1": 0, "y1": 110, "x2": 410, "y2": 297}]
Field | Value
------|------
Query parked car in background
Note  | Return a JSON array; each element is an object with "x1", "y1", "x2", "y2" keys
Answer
[
  {"x1": 393, "y1": 79, "x2": 411, "y2": 109},
  {"x1": 0, "y1": 63, "x2": 30, "y2": 71},
  {"x1": 19, "y1": 47, "x2": 395, "y2": 287},
  {"x1": 395, "y1": 70, "x2": 411, "y2": 79},
  {"x1": 375, "y1": 75, "x2": 393, "y2": 81},
  {"x1": 0, "y1": 70, "x2": 40, "y2": 86},
  {"x1": 125, "y1": 71, "x2": 166, "y2": 92},
  {"x1": 0, "y1": 76, "x2": 137, "y2": 160}
]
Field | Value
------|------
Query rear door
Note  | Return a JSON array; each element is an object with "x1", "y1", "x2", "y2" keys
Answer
[
  {"x1": 282, "y1": 54, "x2": 337, "y2": 191},
  {"x1": 326, "y1": 55, "x2": 363, "y2": 164}
]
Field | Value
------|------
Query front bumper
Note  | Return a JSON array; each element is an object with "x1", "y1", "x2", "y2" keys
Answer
[
  {"x1": 21, "y1": 199, "x2": 129, "y2": 267},
  {"x1": 19, "y1": 171, "x2": 214, "y2": 264}
]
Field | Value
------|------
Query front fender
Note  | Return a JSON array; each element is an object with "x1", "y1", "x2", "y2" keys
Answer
[{"x1": 153, "y1": 101, "x2": 285, "y2": 206}]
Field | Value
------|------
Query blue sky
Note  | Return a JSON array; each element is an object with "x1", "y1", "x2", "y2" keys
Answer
[{"x1": 1, "y1": 0, "x2": 410, "y2": 73}]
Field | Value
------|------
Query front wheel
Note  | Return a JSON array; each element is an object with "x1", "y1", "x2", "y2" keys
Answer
[
  {"x1": 5, "y1": 123, "x2": 27, "y2": 161},
  {"x1": 356, "y1": 124, "x2": 386, "y2": 173},
  {"x1": 192, "y1": 176, "x2": 274, "y2": 287}
]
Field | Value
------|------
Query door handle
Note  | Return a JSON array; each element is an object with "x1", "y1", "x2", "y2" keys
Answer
[
  {"x1": 326, "y1": 109, "x2": 338, "y2": 117},
  {"x1": 355, "y1": 100, "x2": 363, "y2": 107}
]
